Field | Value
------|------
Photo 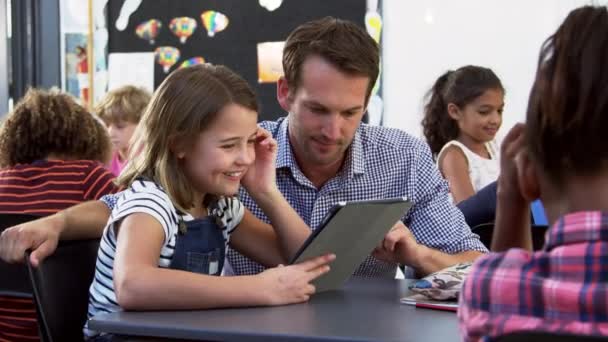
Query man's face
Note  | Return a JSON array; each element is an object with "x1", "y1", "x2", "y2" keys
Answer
[{"x1": 278, "y1": 55, "x2": 370, "y2": 170}]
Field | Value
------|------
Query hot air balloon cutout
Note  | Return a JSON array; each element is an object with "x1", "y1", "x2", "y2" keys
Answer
[
  {"x1": 200, "y1": 11, "x2": 229, "y2": 37},
  {"x1": 169, "y1": 17, "x2": 197, "y2": 44},
  {"x1": 136, "y1": 19, "x2": 162, "y2": 45},
  {"x1": 180, "y1": 57, "x2": 206, "y2": 69},
  {"x1": 155, "y1": 46, "x2": 180, "y2": 73}
]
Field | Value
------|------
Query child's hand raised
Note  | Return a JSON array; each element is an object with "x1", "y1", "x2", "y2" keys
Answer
[
  {"x1": 254, "y1": 254, "x2": 335, "y2": 306},
  {"x1": 497, "y1": 123, "x2": 528, "y2": 203},
  {"x1": 241, "y1": 128, "x2": 278, "y2": 196}
]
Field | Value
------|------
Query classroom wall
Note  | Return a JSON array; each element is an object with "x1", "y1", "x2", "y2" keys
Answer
[{"x1": 382, "y1": 0, "x2": 603, "y2": 141}]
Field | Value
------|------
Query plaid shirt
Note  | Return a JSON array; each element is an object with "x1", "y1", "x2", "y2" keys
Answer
[
  {"x1": 458, "y1": 211, "x2": 608, "y2": 341},
  {"x1": 227, "y1": 116, "x2": 486, "y2": 277}
]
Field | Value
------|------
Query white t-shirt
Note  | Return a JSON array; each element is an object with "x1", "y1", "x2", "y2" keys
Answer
[
  {"x1": 437, "y1": 140, "x2": 500, "y2": 193},
  {"x1": 85, "y1": 179, "x2": 244, "y2": 335}
]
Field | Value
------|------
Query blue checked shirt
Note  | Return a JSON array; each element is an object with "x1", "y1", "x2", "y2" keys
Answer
[
  {"x1": 229, "y1": 117, "x2": 487, "y2": 278},
  {"x1": 100, "y1": 116, "x2": 487, "y2": 278}
]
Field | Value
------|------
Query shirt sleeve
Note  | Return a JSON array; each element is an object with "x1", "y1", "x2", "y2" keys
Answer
[
  {"x1": 82, "y1": 162, "x2": 118, "y2": 200},
  {"x1": 458, "y1": 249, "x2": 534, "y2": 341},
  {"x1": 111, "y1": 186, "x2": 179, "y2": 243},
  {"x1": 100, "y1": 194, "x2": 119, "y2": 210},
  {"x1": 406, "y1": 141, "x2": 488, "y2": 254}
]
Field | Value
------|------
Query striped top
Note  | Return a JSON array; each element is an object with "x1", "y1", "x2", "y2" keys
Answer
[
  {"x1": 0, "y1": 159, "x2": 118, "y2": 216},
  {"x1": 458, "y1": 211, "x2": 608, "y2": 341},
  {"x1": 85, "y1": 179, "x2": 243, "y2": 336},
  {"x1": 0, "y1": 159, "x2": 116, "y2": 342}
]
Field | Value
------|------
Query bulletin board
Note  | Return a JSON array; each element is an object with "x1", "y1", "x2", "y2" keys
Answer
[{"x1": 105, "y1": 0, "x2": 368, "y2": 122}]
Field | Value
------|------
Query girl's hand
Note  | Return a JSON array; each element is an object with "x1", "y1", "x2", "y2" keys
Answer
[
  {"x1": 255, "y1": 254, "x2": 335, "y2": 306},
  {"x1": 497, "y1": 123, "x2": 528, "y2": 203},
  {"x1": 241, "y1": 128, "x2": 278, "y2": 196},
  {"x1": 492, "y1": 123, "x2": 534, "y2": 251}
]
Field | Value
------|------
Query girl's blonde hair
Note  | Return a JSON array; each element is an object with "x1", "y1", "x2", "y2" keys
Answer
[
  {"x1": 117, "y1": 64, "x2": 258, "y2": 212},
  {"x1": 95, "y1": 85, "x2": 151, "y2": 125}
]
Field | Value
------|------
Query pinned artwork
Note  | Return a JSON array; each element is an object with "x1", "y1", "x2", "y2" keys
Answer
[
  {"x1": 169, "y1": 17, "x2": 197, "y2": 44},
  {"x1": 154, "y1": 46, "x2": 181, "y2": 73},
  {"x1": 256, "y1": 41, "x2": 284, "y2": 83},
  {"x1": 258, "y1": 0, "x2": 283, "y2": 12},
  {"x1": 115, "y1": 0, "x2": 143, "y2": 31},
  {"x1": 200, "y1": 11, "x2": 229, "y2": 37},
  {"x1": 365, "y1": 11, "x2": 382, "y2": 43},
  {"x1": 136, "y1": 19, "x2": 162, "y2": 45},
  {"x1": 180, "y1": 57, "x2": 206, "y2": 69}
]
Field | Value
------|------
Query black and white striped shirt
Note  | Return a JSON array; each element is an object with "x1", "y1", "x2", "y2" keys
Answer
[{"x1": 85, "y1": 179, "x2": 243, "y2": 335}]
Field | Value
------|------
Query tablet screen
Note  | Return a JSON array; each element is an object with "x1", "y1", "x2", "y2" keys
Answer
[{"x1": 290, "y1": 197, "x2": 413, "y2": 292}]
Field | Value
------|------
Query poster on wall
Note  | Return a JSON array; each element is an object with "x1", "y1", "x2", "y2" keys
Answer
[
  {"x1": 108, "y1": 52, "x2": 155, "y2": 92},
  {"x1": 256, "y1": 41, "x2": 284, "y2": 84},
  {"x1": 63, "y1": 33, "x2": 89, "y2": 102},
  {"x1": 106, "y1": 0, "x2": 368, "y2": 122}
]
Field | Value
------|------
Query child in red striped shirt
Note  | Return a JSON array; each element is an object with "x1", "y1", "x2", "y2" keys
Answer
[{"x1": 0, "y1": 88, "x2": 118, "y2": 341}]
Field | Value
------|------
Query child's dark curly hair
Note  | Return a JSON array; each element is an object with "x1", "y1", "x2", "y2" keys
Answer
[{"x1": 0, "y1": 88, "x2": 112, "y2": 167}]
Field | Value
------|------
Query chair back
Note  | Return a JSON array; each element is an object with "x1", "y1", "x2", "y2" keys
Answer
[
  {"x1": 472, "y1": 223, "x2": 548, "y2": 251},
  {"x1": 471, "y1": 222, "x2": 494, "y2": 250},
  {"x1": 495, "y1": 331, "x2": 608, "y2": 342},
  {"x1": 26, "y1": 238, "x2": 100, "y2": 342},
  {"x1": 0, "y1": 213, "x2": 38, "y2": 297}
]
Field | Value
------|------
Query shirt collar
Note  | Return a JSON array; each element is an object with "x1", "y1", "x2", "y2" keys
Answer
[
  {"x1": 275, "y1": 117, "x2": 296, "y2": 170},
  {"x1": 544, "y1": 210, "x2": 608, "y2": 251},
  {"x1": 274, "y1": 116, "x2": 366, "y2": 178}
]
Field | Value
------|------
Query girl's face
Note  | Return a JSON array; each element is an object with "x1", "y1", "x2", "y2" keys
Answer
[
  {"x1": 179, "y1": 103, "x2": 258, "y2": 197},
  {"x1": 107, "y1": 120, "x2": 138, "y2": 157},
  {"x1": 449, "y1": 88, "x2": 504, "y2": 144}
]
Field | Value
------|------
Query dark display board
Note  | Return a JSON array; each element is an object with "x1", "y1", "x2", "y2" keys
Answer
[{"x1": 107, "y1": 0, "x2": 366, "y2": 121}]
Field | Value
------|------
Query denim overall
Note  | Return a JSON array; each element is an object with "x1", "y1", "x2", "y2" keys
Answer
[{"x1": 169, "y1": 216, "x2": 226, "y2": 276}]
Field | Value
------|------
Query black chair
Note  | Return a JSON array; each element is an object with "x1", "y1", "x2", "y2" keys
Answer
[
  {"x1": 0, "y1": 213, "x2": 39, "y2": 297},
  {"x1": 472, "y1": 222, "x2": 548, "y2": 251},
  {"x1": 494, "y1": 331, "x2": 608, "y2": 342},
  {"x1": 471, "y1": 222, "x2": 494, "y2": 250},
  {"x1": 26, "y1": 238, "x2": 100, "y2": 342}
]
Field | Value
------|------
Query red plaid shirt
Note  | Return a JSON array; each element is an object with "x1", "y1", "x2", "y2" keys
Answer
[{"x1": 459, "y1": 211, "x2": 608, "y2": 341}]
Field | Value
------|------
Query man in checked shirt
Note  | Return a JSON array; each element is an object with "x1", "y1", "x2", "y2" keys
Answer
[{"x1": 1, "y1": 17, "x2": 486, "y2": 279}]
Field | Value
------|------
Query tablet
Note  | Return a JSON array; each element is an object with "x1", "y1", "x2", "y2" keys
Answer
[{"x1": 290, "y1": 197, "x2": 413, "y2": 292}]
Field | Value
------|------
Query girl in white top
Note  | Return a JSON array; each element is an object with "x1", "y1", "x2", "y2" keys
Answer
[
  {"x1": 85, "y1": 64, "x2": 335, "y2": 337},
  {"x1": 422, "y1": 65, "x2": 505, "y2": 204}
]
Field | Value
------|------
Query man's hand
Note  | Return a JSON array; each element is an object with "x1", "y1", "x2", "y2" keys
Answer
[{"x1": 372, "y1": 221, "x2": 423, "y2": 268}]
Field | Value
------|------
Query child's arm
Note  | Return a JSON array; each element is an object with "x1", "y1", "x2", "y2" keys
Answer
[
  {"x1": 0, "y1": 200, "x2": 111, "y2": 265},
  {"x1": 228, "y1": 128, "x2": 314, "y2": 266},
  {"x1": 438, "y1": 146, "x2": 476, "y2": 203},
  {"x1": 229, "y1": 199, "x2": 310, "y2": 267},
  {"x1": 491, "y1": 124, "x2": 533, "y2": 252},
  {"x1": 113, "y1": 212, "x2": 333, "y2": 310}
]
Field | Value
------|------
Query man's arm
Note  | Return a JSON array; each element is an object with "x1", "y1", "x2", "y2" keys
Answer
[
  {"x1": 373, "y1": 136, "x2": 488, "y2": 276},
  {"x1": 0, "y1": 200, "x2": 111, "y2": 265}
]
